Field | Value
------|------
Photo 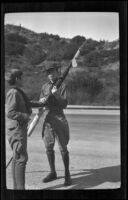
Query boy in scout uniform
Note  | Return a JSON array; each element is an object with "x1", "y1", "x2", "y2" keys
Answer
[
  {"x1": 40, "y1": 61, "x2": 72, "y2": 186},
  {"x1": 6, "y1": 69, "x2": 43, "y2": 190}
]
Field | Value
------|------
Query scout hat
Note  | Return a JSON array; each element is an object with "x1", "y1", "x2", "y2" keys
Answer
[
  {"x1": 42, "y1": 61, "x2": 61, "y2": 73},
  {"x1": 5, "y1": 69, "x2": 23, "y2": 85}
]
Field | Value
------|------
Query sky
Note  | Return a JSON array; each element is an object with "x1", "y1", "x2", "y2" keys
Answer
[{"x1": 5, "y1": 12, "x2": 119, "y2": 41}]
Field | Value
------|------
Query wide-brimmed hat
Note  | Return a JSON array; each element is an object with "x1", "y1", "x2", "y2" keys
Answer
[{"x1": 42, "y1": 61, "x2": 61, "y2": 72}]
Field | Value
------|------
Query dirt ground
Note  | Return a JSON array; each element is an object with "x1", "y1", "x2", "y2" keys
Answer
[{"x1": 6, "y1": 110, "x2": 120, "y2": 190}]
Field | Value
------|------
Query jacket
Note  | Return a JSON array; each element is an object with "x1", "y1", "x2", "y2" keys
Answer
[
  {"x1": 40, "y1": 81, "x2": 68, "y2": 114},
  {"x1": 6, "y1": 87, "x2": 42, "y2": 147}
]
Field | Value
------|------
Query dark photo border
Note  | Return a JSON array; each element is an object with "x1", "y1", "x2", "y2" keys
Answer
[{"x1": 1, "y1": 1, "x2": 127, "y2": 200}]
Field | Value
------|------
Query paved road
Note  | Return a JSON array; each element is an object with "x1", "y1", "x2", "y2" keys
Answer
[{"x1": 6, "y1": 111, "x2": 120, "y2": 190}]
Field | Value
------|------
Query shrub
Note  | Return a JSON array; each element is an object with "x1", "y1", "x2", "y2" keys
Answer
[
  {"x1": 24, "y1": 43, "x2": 46, "y2": 65},
  {"x1": 5, "y1": 40, "x2": 25, "y2": 55},
  {"x1": 80, "y1": 39, "x2": 99, "y2": 55},
  {"x1": 5, "y1": 33, "x2": 27, "y2": 44}
]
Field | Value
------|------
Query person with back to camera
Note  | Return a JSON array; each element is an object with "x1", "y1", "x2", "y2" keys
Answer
[
  {"x1": 6, "y1": 68, "x2": 44, "y2": 190},
  {"x1": 40, "y1": 61, "x2": 72, "y2": 186}
]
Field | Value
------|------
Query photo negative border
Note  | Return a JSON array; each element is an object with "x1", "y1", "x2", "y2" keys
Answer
[{"x1": 1, "y1": 1, "x2": 127, "y2": 200}]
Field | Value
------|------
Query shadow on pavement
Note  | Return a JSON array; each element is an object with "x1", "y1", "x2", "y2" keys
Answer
[{"x1": 43, "y1": 165, "x2": 120, "y2": 190}]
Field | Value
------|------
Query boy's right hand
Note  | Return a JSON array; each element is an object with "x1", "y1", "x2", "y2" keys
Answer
[{"x1": 39, "y1": 97, "x2": 46, "y2": 104}]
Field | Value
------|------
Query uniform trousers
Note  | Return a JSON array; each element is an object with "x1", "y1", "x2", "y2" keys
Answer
[
  {"x1": 7, "y1": 124, "x2": 28, "y2": 190},
  {"x1": 42, "y1": 112, "x2": 70, "y2": 153}
]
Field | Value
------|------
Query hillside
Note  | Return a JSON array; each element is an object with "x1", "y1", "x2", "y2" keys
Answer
[{"x1": 4, "y1": 24, "x2": 120, "y2": 105}]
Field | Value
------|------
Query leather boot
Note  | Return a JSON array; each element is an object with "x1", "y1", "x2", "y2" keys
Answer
[
  {"x1": 61, "y1": 151, "x2": 72, "y2": 186},
  {"x1": 15, "y1": 163, "x2": 25, "y2": 190},
  {"x1": 12, "y1": 159, "x2": 17, "y2": 189},
  {"x1": 42, "y1": 151, "x2": 57, "y2": 183}
]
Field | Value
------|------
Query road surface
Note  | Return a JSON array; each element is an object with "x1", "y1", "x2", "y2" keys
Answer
[{"x1": 6, "y1": 110, "x2": 120, "y2": 190}]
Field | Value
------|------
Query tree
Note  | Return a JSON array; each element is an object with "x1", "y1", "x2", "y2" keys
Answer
[{"x1": 71, "y1": 35, "x2": 86, "y2": 46}]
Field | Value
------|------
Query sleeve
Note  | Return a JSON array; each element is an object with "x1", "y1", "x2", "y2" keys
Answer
[
  {"x1": 53, "y1": 84, "x2": 68, "y2": 109},
  {"x1": 29, "y1": 100, "x2": 43, "y2": 108},
  {"x1": 6, "y1": 91, "x2": 29, "y2": 122}
]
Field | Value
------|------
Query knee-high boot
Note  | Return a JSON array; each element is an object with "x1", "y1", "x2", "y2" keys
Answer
[
  {"x1": 42, "y1": 151, "x2": 57, "y2": 183},
  {"x1": 61, "y1": 151, "x2": 72, "y2": 186},
  {"x1": 12, "y1": 159, "x2": 17, "y2": 189},
  {"x1": 15, "y1": 163, "x2": 26, "y2": 190}
]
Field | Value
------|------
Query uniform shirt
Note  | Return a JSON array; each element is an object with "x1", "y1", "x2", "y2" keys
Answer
[
  {"x1": 40, "y1": 81, "x2": 68, "y2": 114},
  {"x1": 6, "y1": 87, "x2": 43, "y2": 148},
  {"x1": 6, "y1": 87, "x2": 42, "y2": 128}
]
